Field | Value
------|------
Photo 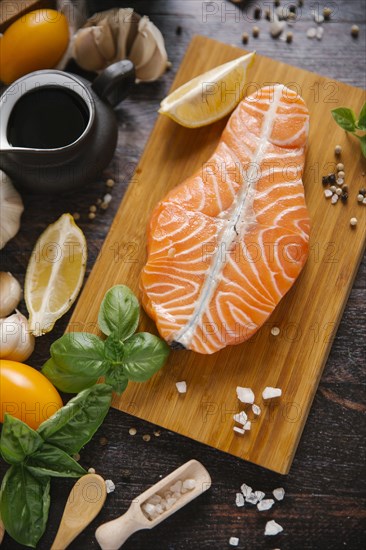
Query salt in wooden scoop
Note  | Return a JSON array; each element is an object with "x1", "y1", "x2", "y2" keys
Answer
[
  {"x1": 95, "y1": 459, "x2": 211, "y2": 549},
  {"x1": 51, "y1": 473, "x2": 107, "y2": 550}
]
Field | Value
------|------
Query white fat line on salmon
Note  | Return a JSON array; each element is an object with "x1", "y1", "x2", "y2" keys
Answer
[{"x1": 172, "y1": 85, "x2": 285, "y2": 348}]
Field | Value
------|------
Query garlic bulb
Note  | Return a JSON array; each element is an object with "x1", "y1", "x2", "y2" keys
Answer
[
  {"x1": 0, "y1": 272, "x2": 22, "y2": 317},
  {"x1": 0, "y1": 311, "x2": 35, "y2": 362},
  {"x1": 73, "y1": 8, "x2": 169, "y2": 82},
  {"x1": 0, "y1": 171, "x2": 24, "y2": 250}
]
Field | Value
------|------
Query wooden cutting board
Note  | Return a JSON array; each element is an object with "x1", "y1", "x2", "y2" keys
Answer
[{"x1": 67, "y1": 36, "x2": 366, "y2": 474}]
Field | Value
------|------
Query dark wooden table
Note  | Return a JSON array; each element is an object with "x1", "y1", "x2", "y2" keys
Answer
[{"x1": 1, "y1": 1, "x2": 365, "y2": 548}]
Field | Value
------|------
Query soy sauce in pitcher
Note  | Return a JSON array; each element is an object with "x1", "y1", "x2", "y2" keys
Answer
[{"x1": 7, "y1": 87, "x2": 90, "y2": 149}]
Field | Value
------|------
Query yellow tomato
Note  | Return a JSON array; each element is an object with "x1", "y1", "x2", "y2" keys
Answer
[
  {"x1": 0, "y1": 9, "x2": 69, "y2": 84},
  {"x1": 0, "y1": 359, "x2": 63, "y2": 430}
]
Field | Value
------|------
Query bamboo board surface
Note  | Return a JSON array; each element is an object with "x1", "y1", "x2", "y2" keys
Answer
[{"x1": 67, "y1": 36, "x2": 366, "y2": 474}]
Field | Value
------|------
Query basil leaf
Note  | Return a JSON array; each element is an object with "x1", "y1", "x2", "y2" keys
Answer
[
  {"x1": 26, "y1": 443, "x2": 86, "y2": 478},
  {"x1": 50, "y1": 332, "x2": 108, "y2": 375},
  {"x1": 0, "y1": 415, "x2": 43, "y2": 465},
  {"x1": 331, "y1": 107, "x2": 356, "y2": 132},
  {"x1": 356, "y1": 134, "x2": 366, "y2": 158},
  {"x1": 122, "y1": 332, "x2": 170, "y2": 382},
  {"x1": 357, "y1": 102, "x2": 366, "y2": 130},
  {"x1": 98, "y1": 285, "x2": 139, "y2": 340},
  {"x1": 42, "y1": 358, "x2": 101, "y2": 393},
  {"x1": 105, "y1": 368, "x2": 129, "y2": 394},
  {"x1": 0, "y1": 464, "x2": 50, "y2": 548},
  {"x1": 37, "y1": 384, "x2": 112, "y2": 454}
]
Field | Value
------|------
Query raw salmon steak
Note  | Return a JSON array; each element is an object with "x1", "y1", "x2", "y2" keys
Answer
[{"x1": 141, "y1": 84, "x2": 310, "y2": 354}]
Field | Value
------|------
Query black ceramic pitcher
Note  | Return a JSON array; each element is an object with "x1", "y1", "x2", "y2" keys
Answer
[{"x1": 0, "y1": 60, "x2": 135, "y2": 194}]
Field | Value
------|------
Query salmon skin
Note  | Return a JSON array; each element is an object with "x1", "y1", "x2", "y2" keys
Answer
[{"x1": 141, "y1": 84, "x2": 310, "y2": 354}]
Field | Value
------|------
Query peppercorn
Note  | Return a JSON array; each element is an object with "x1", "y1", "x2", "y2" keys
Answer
[
  {"x1": 88, "y1": 212, "x2": 96, "y2": 220},
  {"x1": 73, "y1": 212, "x2": 80, "y2": 221},
  {"x1": 323, "y1": 7, "x2": 332, "y2": 20},
  {"x1": 341, "y1": 193, "x2": 348, "y2": 203},
  {"x1": 351, "y1": 25, "x2": 359, "y2": 38},
  {"x1": 289, "y1": 4, "x2": 297, "y2": 13},
  {"x1": 350, "y1": 217, "x2": 358, "y2": 227},
  {"x1": 176, "y1": 25, "x2": 182, "y2": 35},
  {"x1": 342, "y1": 184, "x2": 348, "y2": 193},
  {"x1": 275, "y1": 0, "x2": 280, "y2": 6},
  {"x1": 328, "y1": 173, "x2": 336, "y2": 184},
  {"x1": 254, "y1": 7, "x2": 261, "y2": 19},
  {"x1": 336, "y1": 163, "x2": 344, "y2": 171},
  {"x1": 334, "y1": 144, "x2": 342, "y2": 155},
  {"x1": 359, "y1": 188, "x2": 366, "y2": 195},
  {"x1": 252, "y1": 26, "x2": 260, "y2": 38},
  {"x1": 337, "y1": 170, "x2": 345, "y2": 178},
  {"x1": 242, "y1": 32, "x2": 249, "y2": 45},
  {"x1": 298, "y1": 0, "x2": 303, "y2": 6},
  {"x1": 286, "y1": 32, "x2": 293, "y2": 43},
  {"x1": 89, "y1": 205, "x2": 97, "y2": 213},
  {"x1": 265, "y1": 9, "x2": 271, "y2": 20},
  {"x1": 322, "y1": 175, "x2": 329, "y2": 185}
]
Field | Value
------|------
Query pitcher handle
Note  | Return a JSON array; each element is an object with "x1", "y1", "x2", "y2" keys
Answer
[{"x1": 92, "y1": 60, "x2": 135, "y2": 107}]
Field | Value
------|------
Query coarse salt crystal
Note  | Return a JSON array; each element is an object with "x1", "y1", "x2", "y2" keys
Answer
[
  {"x1": 233, "y1": 411, "x2": 248, "y2": 425},
  {"x1": 103, "y1": 193, "x2": 112, "y2": 203},
  {"x1": 235, "y1": 492, "x2": 245, "y2": 507},
  {"x1": 264, "y1": 520, "x2": 283, "y2": 536},
  {"x1": 254, "y1": 490, "x2": 265, "y2": 501},
  {"x1": 229, "y1": 537, "x2": 239, "y2": 546},
  {"x1": 316, "y1": 26, "x2": 324, "y2": 39},
  {"x1": 313, "y1": 12, "x2": 324, "y2": 23},
  {"x1": 306, "y1": 27, "x2": 316, "y2": 38},
  {"x1": 183, "y1": 479, "x2": 196, "y2": 490},
  {"x1": 236, "y1": 387, "x2": 255, "y2": 404},
  {"x1": 271, "y1": 326, "x2": 280, "y2": 336},
  {"x1": 273, "y1": 487, "x2": 285, "y2": 501},
  {"x1": 105, "y1": 479, "x2": 115, "y2": 494},
  {"x1": 257, "y1": 498, "x2": 275, "y2": 511},
  {"x1": 363, "y1": 197, "x2": 366, "y2": 204},
  {"x1": 170, "y1": 480, "x2": 182, "y2": 493},
  {"x1": 331, "y1": 194, "x2": 339, "y2": 204},
  {"x1": 252, "y1": 404, "x2": 261, "y2": 416},
  {"x1": 324, "y1": 189, "x2": 333, "y2": 198},
  {"x1": 262, "y1": 387, "x2": 282, "y2": 400},
  {"x1": 176, "y1": 381, "x2": 187, "y2": 394},
  {"x1": 243, "y1": 420, "x2": 251, "y2": 431},
  {"x1": 149, "y1": 495, "x2": 162, "y2": 504},
  {"x1": 143, "y1": 502, "x2": 156, "y2": 515},
  {"x1": 246, "y1": 493, "x2": 259, "y2": 505},
  {"x1": 240, "y1": 483, "x2": 252, "y2": 498},
  {"x1": 233, "y1": 426, "x2": 245, "y2": 435}
]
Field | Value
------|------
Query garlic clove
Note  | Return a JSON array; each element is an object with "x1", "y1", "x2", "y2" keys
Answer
[
  {"x1": 0, "y1": 171, "x2": 24, "y2": 250},
  {"x1": 0, "y1": 311, "x2": 35, "y2": 362},
  {"x1": 135, "y1": 42, "x2": 169, "y2": 82},
  {"x1": 0, "y1": 272, "x2": 22, "y2": 317},
  {"x1": 114, "y1": 8, "x2": 140, "y2": 60},
  {"x1": 73, "y1": 27, "x2": 107, "y2": 71},
  {"x1": 132, "y1": 18, "x2": 168, "y2": 82},
  {"x1": 129, "y1": 16, "x2": 158, "y2": 70},
  {"x1": 93, "y1": 17, "x2": 116, "y2": 62}
]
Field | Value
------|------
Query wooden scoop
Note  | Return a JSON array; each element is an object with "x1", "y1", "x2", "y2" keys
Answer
[
  {"x1": 51, "y1": 474, "x2": 107, "y2": 550},
  {"x1": 95, "y1": 459, "x2": 211, "y2": 549}
]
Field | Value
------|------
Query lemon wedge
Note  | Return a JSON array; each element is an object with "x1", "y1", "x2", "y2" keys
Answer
[
  {"x1": 159, "y1": 51, "x2": 255, "y2": 128},
  {"x1": 25, "y1": 213, "x2": 87, "y2": 336}
]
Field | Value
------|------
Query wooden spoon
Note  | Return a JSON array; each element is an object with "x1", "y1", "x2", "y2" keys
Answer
[
  {"x1": 51, "y1": 474, "x2": 107, "y2": 550},
  {"x1": 95, "y1": 459, "x2": 211, "y2": 549}
]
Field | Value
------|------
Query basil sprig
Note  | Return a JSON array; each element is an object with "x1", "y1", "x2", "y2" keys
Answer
[
  {"x1": 331, "y1": 101, "x2": 366, "y2": 157},
  {"x1": 42, "y1": 285, "x2": 170, "y2": 394},
  {"x1": 0, "y1": 384, "x2": 112, "y2": 547}
]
